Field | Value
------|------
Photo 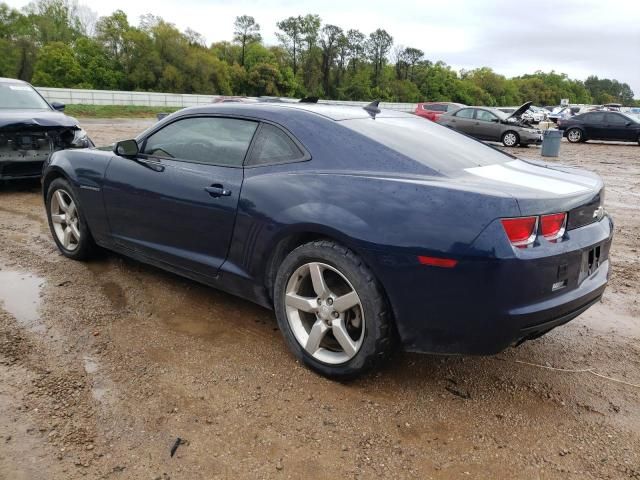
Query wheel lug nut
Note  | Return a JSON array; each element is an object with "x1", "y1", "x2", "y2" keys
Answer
[
  {"x1": 332, "y1": 311, "x2": 339, "y2": 318},
  {"x1": 317, "y1": 298, "x2": 322, "y2": 305},
  {"x1": 326, "y1": 298, "x2": 333, "y2": 306}
]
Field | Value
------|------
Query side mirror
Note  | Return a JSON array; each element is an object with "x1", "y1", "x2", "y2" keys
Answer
[
  {"x1": 51, "y1": 102, "x2": 65, "y2": 111},
  {"x1": 114, "y1": 139, "x2": 139, "y2": 157}
]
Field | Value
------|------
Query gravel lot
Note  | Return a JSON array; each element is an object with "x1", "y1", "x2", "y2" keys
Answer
[{"x1": 1, "y1": 119, "x2": 639, "y2": 479}]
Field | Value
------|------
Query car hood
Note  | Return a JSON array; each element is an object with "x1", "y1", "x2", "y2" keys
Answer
[
  {"x1": 505, "y1": 101, "x2": 533, "y2": 121},
  {"x1": 0, "y1": 109, "x2": 79, "y2": 129}
]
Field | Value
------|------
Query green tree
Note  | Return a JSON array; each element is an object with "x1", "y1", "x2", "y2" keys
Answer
[
  {"x1": 319, "y1": 24, "x2": 342, "y2": 96},
  {"x1": 31, "y1": 41, "x2": 82, "y2": 87},
  {"x1": 367, "y1": 28, "x2": 393, "y2": 87},
  {"x1": 233, "y1": 15, "x2": 261, "y2": 67},
  {"x1": 276, "y1": 16, "x2": 304, "y2": 75}
]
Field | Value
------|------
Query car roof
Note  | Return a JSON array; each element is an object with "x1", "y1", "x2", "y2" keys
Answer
[
  {"x1": 0, "y1": 77, "x2": 28, "y2": 85},
  {"x1": 175, "y1": 102, "x2": 412, "y2": 122}
]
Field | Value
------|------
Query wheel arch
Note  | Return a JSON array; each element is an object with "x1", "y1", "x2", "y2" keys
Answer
[
  {"x1": 42, "y1": 166, "x2": 74, "y2": 202},
  {"x1": 261, "y1": 227, "x2": 393, "y2": 320},
  {"x1": 263, "y1": 228, "x2": 359, "y2": 302}
]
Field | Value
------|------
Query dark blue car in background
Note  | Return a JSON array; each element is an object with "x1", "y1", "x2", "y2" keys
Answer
[{"x1": 41, "y1": 103, "x2": 613, "y2": 378}]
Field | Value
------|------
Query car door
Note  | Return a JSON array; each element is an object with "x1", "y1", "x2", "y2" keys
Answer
[
  {"x1": 604, "y1": 113, "x2": 635, "y2": 141},
  {"x1": 580, "y1": 112, "x2": 605, "y2": 139},
  {"x1": 102, "y1": 115, "x2": 258, "y2": 277},
  {"x1": 446, "y1": 108, "x2": 476, "y2": 134},
  {"x1": 473, "y1": 109, "x2": 501, "y2": 141}
]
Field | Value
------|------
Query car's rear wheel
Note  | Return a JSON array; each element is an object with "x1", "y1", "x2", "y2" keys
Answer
[
  {"x1": 566, "y1": 128, "x2": 583, "y2": 143},
  {"x1": 273, "y1": 240, "x2": 394, "y2": 379},
  {"x1": 502, "y1": 131, "x2": 519, "y2": 147},
  {"x1": 46, "y1": 178, "x2": 95, "y2": 260}
]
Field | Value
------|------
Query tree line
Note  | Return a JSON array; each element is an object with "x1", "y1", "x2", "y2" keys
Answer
[{"x1": 1, "y1": 0, "x2": 637, "y2": 106}]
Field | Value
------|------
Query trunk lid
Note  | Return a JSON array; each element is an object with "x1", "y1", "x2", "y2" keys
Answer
[{"x1": 461, "y1": 159, "x2": 604, "y2": 229}]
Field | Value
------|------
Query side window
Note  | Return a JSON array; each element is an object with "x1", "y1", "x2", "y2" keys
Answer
[
  {"x1": 142, "y1": 117, "x2": 257, "y2": 166},
  {"x1": 583, "y1": 112, "x2": 604, "y2": 123},
  {"x1": 446, "y1": 104, "x2": 460, "y2": 112},
  {"x1": 455, "y1": 108, "x2": 475, "y2": 119},
  {"x1": 476, "y1": 110, "x2": 497, "y2": 122},
  {"x1": 605, "y1": 113, "x2": 626, "y2": 125},
  {"x1": 245, "y1": 123, "x2": 305, "y2": 166}
]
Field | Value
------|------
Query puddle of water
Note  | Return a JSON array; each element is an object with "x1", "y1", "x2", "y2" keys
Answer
[
  {"x1": 101, "y1": 281, "x2": 127, "y2": 309},
  {"x1": 0, "y1": 269, "x2": 46, "y2": 333}
]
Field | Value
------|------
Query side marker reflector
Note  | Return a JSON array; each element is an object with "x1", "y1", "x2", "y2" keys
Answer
[{"x1": 418, "y1": 256, "x2": 458, "y2": 268}]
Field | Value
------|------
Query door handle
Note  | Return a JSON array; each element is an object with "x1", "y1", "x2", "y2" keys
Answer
[{"x1": 205, "y1": 184, "x2": 232, "y2": 197}]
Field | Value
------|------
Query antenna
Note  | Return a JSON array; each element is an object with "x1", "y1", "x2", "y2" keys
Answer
[{"x1": 363, "y1": 100, "x2": 381, "y2": 118}]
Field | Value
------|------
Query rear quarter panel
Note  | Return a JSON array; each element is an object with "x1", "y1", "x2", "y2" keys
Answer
[{"x1": 226, "y1": 165, "x2": 521, "y2": 315}]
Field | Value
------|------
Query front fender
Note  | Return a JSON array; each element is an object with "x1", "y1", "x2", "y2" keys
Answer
[{"x1": 43, "y1": 148, "x2": 113, "y2": 243}]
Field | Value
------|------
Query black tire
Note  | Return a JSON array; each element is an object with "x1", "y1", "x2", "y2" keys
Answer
[
  {"x1": 501, "y1": 131, "x2": 520, "y2": 147},
  {"x1": 273, "y1": 240, "x2": 394, "y2": 379},
  {"x1": 46, "y1": 177, "x2": 95, "y2": 260},
  {"x1": 566, "y1": 128, "x2": 583, "y2": 143}
]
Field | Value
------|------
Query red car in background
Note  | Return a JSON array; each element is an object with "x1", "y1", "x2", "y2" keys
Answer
[{"x1": 415, "y1": 102, "x2": 466, "y2": 121}]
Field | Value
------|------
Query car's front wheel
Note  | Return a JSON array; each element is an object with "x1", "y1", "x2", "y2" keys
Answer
[
  {"x1": 566, "y1": 128, "x2": 583, "y2": 143},
  {"x1": 273, "y1": 240, "x2": 394, "y2": 379},
  {"x1": 502, "y1": 131, "x2": 520, "y2": 147},
  {"x1": 46, "y1": 177, "x2": 95, "y2": 260}
]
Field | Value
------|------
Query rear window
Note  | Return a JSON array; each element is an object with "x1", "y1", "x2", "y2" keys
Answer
[
  {"x1": 341, "y1": 116, "x2": 513, "y2": 174},
  {"x1": 425, "y1": 104, "x2": 447, "y2": 112}
]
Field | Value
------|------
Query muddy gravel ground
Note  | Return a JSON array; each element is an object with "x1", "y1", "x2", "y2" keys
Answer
[{"x1": 0, "y1": 119, "x2": 639, "y2": 480}]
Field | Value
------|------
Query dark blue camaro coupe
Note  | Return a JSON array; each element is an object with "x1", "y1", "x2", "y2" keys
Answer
[{"x1": 42, "y1": 102, "x2": 613, "y2": 378}]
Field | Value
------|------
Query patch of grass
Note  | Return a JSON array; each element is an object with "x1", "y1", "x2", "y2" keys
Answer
[{"x1": 64, "y1": 104, "x2": 183, "y2": 118}]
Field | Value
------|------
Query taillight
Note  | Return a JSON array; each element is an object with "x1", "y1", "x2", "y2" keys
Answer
[
  {"x1": 501, "y1": 216, "x2": 538, "y2": 248},
  {"x1": 540, "y1": 213, "x2": 567, "y2": 241}
]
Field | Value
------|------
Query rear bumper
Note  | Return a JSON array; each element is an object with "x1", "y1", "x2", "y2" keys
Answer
[{"x1": 366, "y1": 216, "x2": 613, "y2": 355}]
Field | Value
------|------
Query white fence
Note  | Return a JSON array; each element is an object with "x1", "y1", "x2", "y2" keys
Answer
[{"x1": 35, "y1": 87, "x2": 418, "y2": 112}]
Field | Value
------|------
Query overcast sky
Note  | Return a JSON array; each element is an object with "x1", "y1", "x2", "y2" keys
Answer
[{"x1": 8, "y1": 0, "x2": 640, "y2": 96}]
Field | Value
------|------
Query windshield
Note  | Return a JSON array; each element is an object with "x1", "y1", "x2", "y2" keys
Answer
[
  {"x1": 0, "y1": 82, "x2": 51, "y2": 110},
  {"x1": 341, "y1": 115, "x2": 513, "y2": 174}
]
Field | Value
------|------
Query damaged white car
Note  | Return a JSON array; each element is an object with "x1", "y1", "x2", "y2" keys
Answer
[{"x1": 0, "y1": 77, "x2": 93, "y2": 180}]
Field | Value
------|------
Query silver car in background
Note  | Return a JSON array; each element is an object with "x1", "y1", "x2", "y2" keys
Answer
[{"x1": 436, "y1": 102, "x2": 543, "y2": 147}]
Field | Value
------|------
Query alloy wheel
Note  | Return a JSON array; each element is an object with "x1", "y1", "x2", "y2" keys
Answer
[
  {"x1": 50, "y1": 189, "x2": 80, "y2": 251},
  {"x1": 503, "y1": 132, "x2": 518, "y2": 146},
  {"x1": 567, "y1": 129, "x2": 582, "y2": 142},
  {"x1": 284, "y1": 262, "x2": 365, "y2": 364}
]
